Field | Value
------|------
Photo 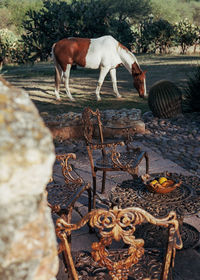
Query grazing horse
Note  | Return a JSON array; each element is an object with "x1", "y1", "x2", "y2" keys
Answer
[{"x1": 52, "y1": 35, "x2": 147, "y2": 101}]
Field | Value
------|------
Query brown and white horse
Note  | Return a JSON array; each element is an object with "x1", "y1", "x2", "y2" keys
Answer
[{"x1": 52, "y1": 35, "x2": 147, "y2": 101}]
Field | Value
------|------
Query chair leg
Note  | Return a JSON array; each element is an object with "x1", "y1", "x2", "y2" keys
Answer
[
  {"x1": 145, "y1": 152, "x2": 149, "y2": 174},
  {"x1": 131, "y1": 167, "x2": 138, "y2": 179},
  {"x1": 92, "y1": 172, "x2": 97, "y2": 209},
  {"x1": 87, "y1": 188, "x2": 93, "y2": 233},
  {"x1": 101, "y1": 171, "x2": 106, "y2": 194},
  {"x1": 87, "y1": 188, "x2": 92, "y2": 213},
  {"x1": 61, "y1": 210, "x2": 72, "y2": 245}
]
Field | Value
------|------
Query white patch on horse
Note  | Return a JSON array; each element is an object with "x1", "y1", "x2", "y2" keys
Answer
[{"x1": 52, "y1": 35, "x2": 146, "y2": 101}]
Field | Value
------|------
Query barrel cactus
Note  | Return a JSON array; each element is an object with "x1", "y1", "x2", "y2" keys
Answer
[{"x1": 148, "y1": 80, "x2": 182, "y2": 118}]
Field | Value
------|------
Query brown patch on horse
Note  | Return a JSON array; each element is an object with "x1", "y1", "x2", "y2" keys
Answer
[
  {"x1": 118, "y1": 42, "x2": 130, "y2": 53},
  {"x1": 53, "y1": 38, "x2": 91, "y2": 71},
  {"x1": 132, "y1": 62, "x2": 142, "y2": 76},
  {"x1": 116, "y1": 63, "x2": 123, "y2": 68},
  {"x1": 132, "y1": 62, "x2": 146, "y2": 97}
]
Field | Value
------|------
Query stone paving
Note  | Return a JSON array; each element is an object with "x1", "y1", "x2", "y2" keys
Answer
[
  {"x1": 136, "y1": 111, "x2": 200, "y2": 175},
  {"x1": 45, "y1": 109, "x2": 200, "y2": 175},
  {"x1": 53, "y1": 110, "x2": 200, "y2": 280}
]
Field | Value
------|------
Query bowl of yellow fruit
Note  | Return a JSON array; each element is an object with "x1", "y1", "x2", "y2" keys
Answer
[{"x1": 141, "y1": 173, "x2": 182, "y2": 194}]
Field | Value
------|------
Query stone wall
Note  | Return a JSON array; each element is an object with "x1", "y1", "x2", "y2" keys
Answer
[
  {"x1": 43, "y1": 108, "x2": 145, "y2": 140},
  {"x1": 0, "y1": 77, "x2": 58, "y2": 279}
]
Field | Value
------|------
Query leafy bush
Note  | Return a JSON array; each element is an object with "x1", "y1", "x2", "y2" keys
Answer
[
  {"x1": 183, "y1": 66, "x2": 200, "y2": 112},
  {"x1": 0, "y1": 28, "x2": 28, "y2": 64},
  {"x1": 21, "y1": 0, "x2": 151, "y2": 62},
  {"x1": 135, "y1": 19, "x2": 175, "y2": 53},
  {"x1": 21, "y1": 0, "x2": 111, "y2": 62},
  {"x1": 174, "y1": 19, "x2": 200, "y2": 54},
  {"x1": 0, "y1": 0, "x2": 43, "y2": 34}
]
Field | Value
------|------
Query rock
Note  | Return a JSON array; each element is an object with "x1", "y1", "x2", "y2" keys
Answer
[
  {"x1": 46, "y1": 108, "x2": 145, "y2": 140},
  {"x1": 0, "y1": 77, "x2": 58, "y2": 280},
  {"x1": 139, "y1": 112, "x2": 200, "y2": 174},
  {"x1": 142, "y1": 111, "x2": 154, "y2": 121}
]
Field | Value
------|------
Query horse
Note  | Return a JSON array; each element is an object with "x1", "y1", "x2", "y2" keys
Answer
[{"x1": 52, "y1": 35, "x2": 147, "y2": 101}]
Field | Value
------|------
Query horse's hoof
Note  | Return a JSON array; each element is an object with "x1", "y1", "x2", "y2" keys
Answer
[{"x1": 117, "y1": 95, "x2": 122, "y2": 99}]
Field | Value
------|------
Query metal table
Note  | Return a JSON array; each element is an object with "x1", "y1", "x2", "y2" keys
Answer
[{"x1": 110, "y1": 172, "x2": 200, "y2": 249}]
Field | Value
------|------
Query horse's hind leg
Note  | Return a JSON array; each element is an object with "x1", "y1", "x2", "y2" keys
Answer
[
  {"x1": 54, "y1": 62, "x2": 62, "y2": 100},
  {"x1": 110, "y1": 68, "x2": 121, "y2": 98},
  {"x1": 96, "y1": 67, "x2": 110, "y2": 101},
  {"x1": 63, "y1": 64, "x2": 74, "y2": 101}
]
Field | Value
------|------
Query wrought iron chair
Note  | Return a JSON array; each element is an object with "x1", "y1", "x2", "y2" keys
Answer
[
  {"x1": 82, "y1": 107, "x2": 149, "y2": 208},
  {"x1": 47, "y1": 153, "x2": 92, "y2": 224},
  {"x1": 56, "y1": 206, "x2": 183, "y2": 280}
]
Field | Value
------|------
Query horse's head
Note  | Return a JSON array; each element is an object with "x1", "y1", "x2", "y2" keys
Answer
[{"x1": 132, "y1": 63, "x2": 147, "y2": 98}]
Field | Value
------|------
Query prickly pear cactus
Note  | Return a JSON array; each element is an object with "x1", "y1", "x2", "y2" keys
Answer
[{"x1": 148, "y1": 80, "x2": 182, "y2": 118}]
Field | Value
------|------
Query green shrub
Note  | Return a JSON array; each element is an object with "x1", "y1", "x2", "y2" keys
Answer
[
  {"x1": 0, "y1": 28, "x2": 28, "y2": 64},
  {"x1": 183, "y1": 66, "x2": 200, "y2": 112},
  {"x1": 174, "y1": 19, "x2": 200, "y2": 54},
  {"x1": 140, "y1": 19, "x2": 175, "y2": 54}
]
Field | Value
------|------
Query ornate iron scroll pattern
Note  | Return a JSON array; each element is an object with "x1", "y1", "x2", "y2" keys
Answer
[
  {"x1": 82, "y1": 107, "x2": 96, "y2": 144},
  {"x1": 111, "y1": 173, "x2": 200, "y2": 218},
  {"x1": 56, "y1": 153, "x2": 83, "y2": 185},
  {"x1": 111, "y1": 147, "x2": 144, "y2": 175},
  {"x1": 47, "y1": 153, "x2": 91, "y2": 216},
  {"x1": 82, "y1": 107, "x2": 149, "y2": 205},
  {"x1": 134, "y1": 222, "x2": 200, "y2": 250},
  {"x1": 82, "y1": 107, "x2": 124, "y2": 151},
  {"x1": 56, "y1": 207, "x2": 182, "y2": 280},
  {"x1": 82, "y1": 107, "x2": 105, "y2": 145}
]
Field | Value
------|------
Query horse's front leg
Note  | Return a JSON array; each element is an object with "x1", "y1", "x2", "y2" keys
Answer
[
  {"x1": 63, "y1": 64, "x2": 74, "y2": 101},
  {"x1": 96, "y1": 67, "x2": 110, "y2": 101},
  {"x1": 110, "y1": 68, "x2": 121, "y2": 99}
]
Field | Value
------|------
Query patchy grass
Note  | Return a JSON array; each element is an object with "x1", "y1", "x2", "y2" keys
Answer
[{"x1": 2, "y1": 54, "x2": 200, "y2": 115}]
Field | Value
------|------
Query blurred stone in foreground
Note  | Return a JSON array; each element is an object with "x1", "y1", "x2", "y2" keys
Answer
[{"x1": 0, "y1": 77, "x2": 58, "y2": 280}]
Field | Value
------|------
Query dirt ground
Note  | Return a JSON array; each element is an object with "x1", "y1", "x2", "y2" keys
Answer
[{"x1": 3, "y1": 54, "x2": 200, "y2": 115}]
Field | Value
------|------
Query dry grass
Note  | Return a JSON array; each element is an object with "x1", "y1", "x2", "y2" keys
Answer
[{"x1": 2, "y1": 54, "x2": 200, "y2": 115}]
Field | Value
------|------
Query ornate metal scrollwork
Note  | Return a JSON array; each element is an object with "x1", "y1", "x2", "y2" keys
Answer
[
  {"x1": 82, "y1": 107, "x2": 96, "y2": 144},
  {"x1": 111, "y1": 173, "x2": 200, "y2": 218},
  {"x1": 56, "y1": 153, "x2": 83, "y2": 185},
  {"x1": 47, "y1": 153, "x2": 91, "y2": 218},
  {"x1": 111, "y1": 147, "x2": 131, "y2": 171},
  {"x1": 56, "y1": 207, "x2": 182, "y2": 280},
  {"x1": 111, "y1": 146, "x2": 144, "y2": 175}
]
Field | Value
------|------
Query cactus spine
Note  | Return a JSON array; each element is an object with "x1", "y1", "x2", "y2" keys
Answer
[{"x1": 148, "y1": 80, "x2": 182, "y2": 118}]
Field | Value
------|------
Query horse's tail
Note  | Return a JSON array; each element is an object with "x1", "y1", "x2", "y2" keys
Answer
[
  {"x1": 51, "y1": 43, "x2": 56, "y2": 61},
  {"x1": 52, "y1": 43, "x2": 63, "y2": 79},
  {"x1": 52, "y1": 43, "x2": 58, "y2": 67},
  {"x1": 52, "y1": 43, "x2": 62, "y2": 100}
]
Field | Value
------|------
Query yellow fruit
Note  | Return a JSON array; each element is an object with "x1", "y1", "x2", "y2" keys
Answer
[
  {"x1": 159, "y1": 177, "x2": 168, "y2": 184},
  {"x1": 151, "y1": 179, "x2": 158, "y2": 185}
]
